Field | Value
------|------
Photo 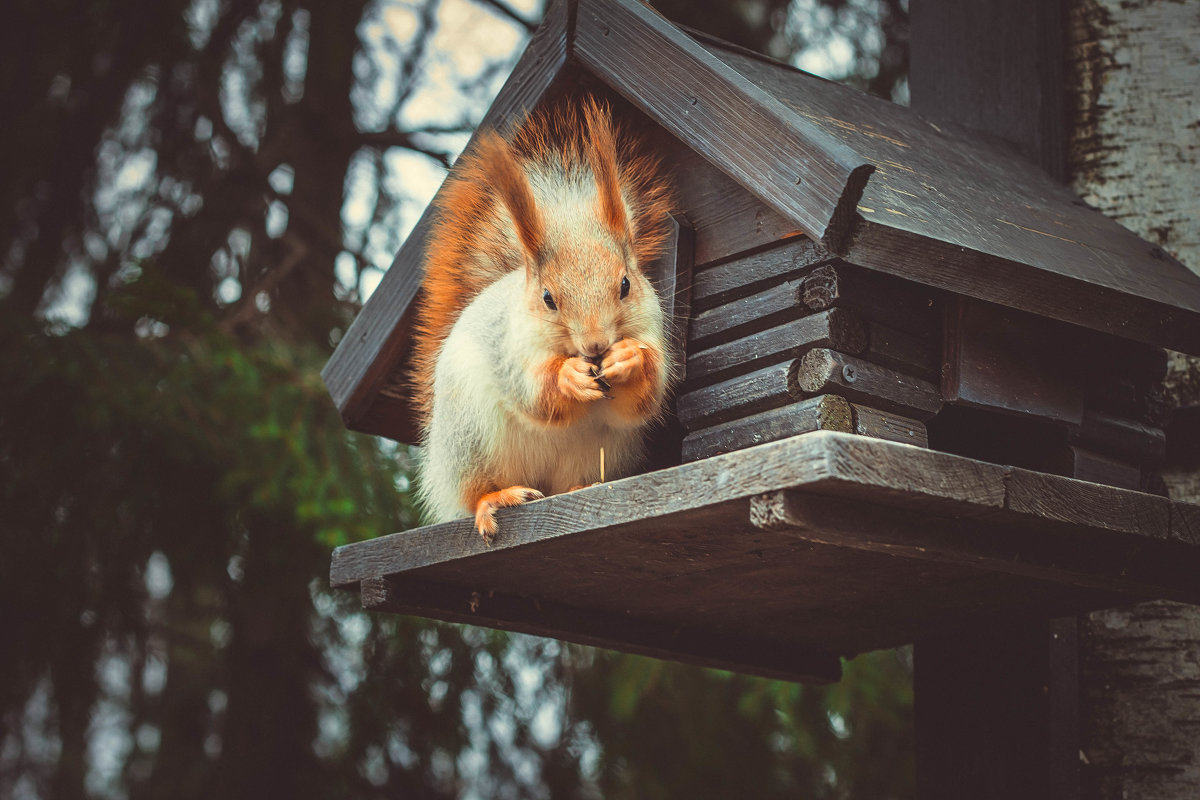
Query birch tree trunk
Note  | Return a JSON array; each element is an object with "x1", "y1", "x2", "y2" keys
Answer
[{"x1": 1068, "y1": 1, "x2": 1200, "y2": 796}]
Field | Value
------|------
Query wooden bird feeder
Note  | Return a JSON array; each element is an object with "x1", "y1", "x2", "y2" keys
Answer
[{"x1": 323, "y1": 0, "x2": 1200, "y2": 685}]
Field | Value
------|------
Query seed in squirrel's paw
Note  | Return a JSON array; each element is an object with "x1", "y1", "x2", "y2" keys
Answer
[{"x1": 594, "y1": 374, "x2": 612, "y2": 392}]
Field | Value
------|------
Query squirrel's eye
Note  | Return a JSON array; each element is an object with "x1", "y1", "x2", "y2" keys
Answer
[
  {"x1": 620, "y1": 275, "x2": 630, "y2": 299},
  {"x1": 542, "y1": 289, "x2": 557, "y2": 311}
]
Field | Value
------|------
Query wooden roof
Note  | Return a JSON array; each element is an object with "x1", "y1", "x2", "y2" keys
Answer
[
  {"x1": 323, "y1": 0, "x2": 1200, "y2": 442},
  {"x1": 331, "y1": 432, "x2": 1200, "y2": 683}
]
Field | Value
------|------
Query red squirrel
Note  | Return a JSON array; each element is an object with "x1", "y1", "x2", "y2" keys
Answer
[{"x1": 411, "y1": 98, "x2": 675, "y2": 543}]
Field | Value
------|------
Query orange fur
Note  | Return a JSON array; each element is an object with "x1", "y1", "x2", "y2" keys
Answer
[
  {"x1": 410, "y1": 98, "x2": 675, "y2": 429},
  {"x1": 472, "y1": 486, "x2": 544, "y2": 544},
  {"x1": 603, "y1": 338, "x2": 663, "y2": 421}
]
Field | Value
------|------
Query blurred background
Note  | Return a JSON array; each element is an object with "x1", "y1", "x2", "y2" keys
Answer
[{"x1": 0, "y1": 1, "x2": 914, "y2": 797}]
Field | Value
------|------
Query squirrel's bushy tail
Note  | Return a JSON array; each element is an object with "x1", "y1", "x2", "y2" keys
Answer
[{"x1": 410, "y1": 97, "x2": 674, "y2": 430}]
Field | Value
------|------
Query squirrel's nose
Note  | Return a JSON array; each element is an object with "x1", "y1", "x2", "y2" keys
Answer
[{"x1": 580, "y1": 338, "x2": 608, "y2": 358}]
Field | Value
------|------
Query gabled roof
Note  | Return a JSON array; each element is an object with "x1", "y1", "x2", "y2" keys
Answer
[{"x1": 323, "y1": 0, "x2": 1200, "y2": 443}]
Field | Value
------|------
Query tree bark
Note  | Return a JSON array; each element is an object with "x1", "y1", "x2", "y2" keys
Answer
[{"x1": 1068, "y1": 1, "x2": 1200, "y2": 797}]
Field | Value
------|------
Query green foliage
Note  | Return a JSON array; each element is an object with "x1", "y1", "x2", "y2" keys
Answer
[{"x1": 566, "y1": 648, "x2": 913, "y2": 799}]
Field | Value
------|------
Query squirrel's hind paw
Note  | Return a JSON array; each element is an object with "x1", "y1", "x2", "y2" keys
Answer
[{"x1": 473, "y1": 486, "x2": 544, "y2": 544}]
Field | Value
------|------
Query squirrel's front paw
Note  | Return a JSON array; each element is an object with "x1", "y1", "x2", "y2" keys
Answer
[
  {"x1": 599, "y1": 338, "x2": 647, "y2": 385},
  {"x1": 558, "y1": 356, "x2": 606, "y2": 402}
]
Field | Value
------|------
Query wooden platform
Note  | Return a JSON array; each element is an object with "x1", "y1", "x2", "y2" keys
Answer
[{"x1": 330, "y1": 432, "x2": 1200, "y2": 684}]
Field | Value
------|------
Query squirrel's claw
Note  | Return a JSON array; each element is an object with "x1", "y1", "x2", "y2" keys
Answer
[
  {"x1": 600, "y1": 339, "x2": 646, "y2": 386},
  {"x1": 558, "y1": 356, "x2": 605, "y2": 402},
  {"x1": 473, "y1": 486, "x2": 544, "y2": 544}
]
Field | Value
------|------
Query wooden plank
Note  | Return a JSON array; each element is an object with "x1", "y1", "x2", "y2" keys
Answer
[
  {"x1": 685, "y1": 308, "x2": 867, "y2": 388},
  {"x1": 793, "y1": 348, "x2": 943, "y2": 421},
  {"x1": 915, "y1": 622, "x2": 1069, "y2": 800},
  {"x1": 1002, "y1": 467, "x2": 1170, "y2": 540},
  {"x1": 693, "y1": 36, "x2": 1200, "y2": 353},
  {"x1": 1167, "y1": 405, "x2": 1200, "y2": 466},
  {"x1": 943, "y1": 296, "x2": 1084, "y2": 424},
  {"x1": 574, "y1": 0, "x2": 874, "y2": 251},
  {"x1": 1172, "y1": 502, "x2": 1200, "y2": 547},
  {"x1": 848, "y1": 218, "x2": 1200, "y2": 355},
  {"x1": 665, "y1": 147, "x2": 807, "y2": 268},
  {"x1": 647, "y1": 214, "x2": 694, "y2": 369},
  {"x1": 1067, "y1": 411, "x2": 1165, "y2": 464},
  {"x1": 331, "y1": 431, "x2": 1200, "y2": 666},
  {"x1": 690, "y1": 237, "x2": 831, "y2": 312},
  {"x1": 361, "y1": 576, "x2": 842, "y2": 684},
  {"x1": 676, "y1": 360, "x2": 794, "y2": 431},
  {"x1": 851, "y1": 404, "x2": 929, "y2": 448},
  {"x1": 802, "y1": 263, "x2": 938, "y2": 337},
  {"x1": 910, "y1": 0, "x2": 1067, "y2": 180},
  {"x1": 331, "y1": 431, "x2": 1016, "y2": 587},
  {"x1": 1045, "y1": 446, "x2": 1143, "y2": 491},
  {"x1": 863, "y1": 319, "x2": 939, "y2": 380},
  {"x1": 680, "y1": 395, "x2": 852, "y2": 462},
  {"x1": 751, "y1": 491, "x2": 1196, "y2": 602},
  {"x1": 320, "y1": 0, "x2": 573, "y2": 439},
  {"x1": 689, "y1": 277, "x2": 807, "y2": 349}
]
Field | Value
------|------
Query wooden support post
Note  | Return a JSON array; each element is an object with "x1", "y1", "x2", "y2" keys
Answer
[{"x1": 910, "y1": 1, "x2": 1077, "y2": 797}]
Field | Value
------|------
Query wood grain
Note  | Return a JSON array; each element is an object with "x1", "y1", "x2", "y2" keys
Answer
[
  {"x1": 793, "y1": 348, "x2": 943, "y2": 420},
  {"x1": 1067, "y1": 410, "x2": 1165, "y2": 464},
  {"x1": 574, "y1": 0, "x2": 872, "y2": 250},
  {"x1": 685, "y1": 308, "x2": 867, "y2": 388},
  {"x1": 675, "y1": 360, "x2": 795, "y2": 431},
  {"x1": 689, "y1": 237, "x2": 831, "y2": 312},
  {"x1": 751, "y1": 491, "x2": 1195, "y2": 602},
  {"x1": 851, "y1": 404, "x2": 929, "y2": 448},
  {"x1": 801, "y1": 263, "x2": 938, "y2": 337},
  {"x1": 330, "y1": 431, "x2": 1200, "y2": 669},
  {"x1": 361, "y1": 576, "x2": 842, "y2": 684},
  {"x1": 693, "y1": 37, "x2": 1200, "y2": 352},
  {"x1": 680, "y1": 395, "x2": 852, "y2": 462},
  {"x1": 943, "y1": 296, "x2": 1084, "y2": 424}
]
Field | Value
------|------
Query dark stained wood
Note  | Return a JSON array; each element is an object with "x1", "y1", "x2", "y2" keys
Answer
[
  {"x1": 863, "y1": 319, "x2": 939, "y2": 380},
  {"x1": 361, "y1": 576, "x2": 842, "y2": 684},
  {"x1": 908, "y1": 7, "x2": 1080, "y2": 799},
  {"x1": 332, "y1": 432, "x2": 1200, "y2": 673},
  {"x1": 851, "y1": 404, "x2": 929, "y2": 448},
  {"x1": 801, "y1": 263, "x2": 938, "y2": 337},
  {"x1": 685, "y1": 308, "x2": 867, "y2": 388},
  {"x1": 1167, "y1": 405, "x2": 1200, "y2": 466},
  {"x1": 943, "y1": 297, "x2": 1084, "y2": 425},
  {"x1": 694, "y1": 37, "x2": 1200, "y2": 354},
  {"x1": 647, "y1": 214, "x2": 694, "y2": 368},
  {"x1": 574, "y1": 0, "x2": 873, "y2": 251},
  {"x1": 793, "y1": 348, "x2": 943, "y2": 421},
  {"x1": 751, "y1": 491, "x2": 1191, "y2": 601},
  {"x1": 1046, "y1": 446, "x2": 1143, "y2": 491},
  {"x1": 676, "y1": 360, "x2": 794, "y2": 431},
  {"x1": 1172, "y1": 502, "x2": 1200, "y2": 547},
  {"x1": 910, "y1": 0, "x2": 1068, "y2": 180},
  {"x1": 665, "y1": 147, "x2": 808, "y2": 268},
  {"x1": 689, "y1": 277, "x2": 807, "y2": 349},
  {"x1": 324, "y1": 0, "x2": 1200, "y2": 454},
  {"x1": 1002, "y1": 467, "x2": 1170, "y2": 540},
  {"x1": 847, "y1": 219, "x2": 1200, "y2": 355},
  {"x1": 680, "y1": 395, "x2": 852, "y2": 462},
  {"x1": 915, "y1": 621, "x2": 1070, "y2": 800},
  {"x1": 690, "y1": 237, "x2": 831, "y2": 312},
  {"x1": 320, "y1": 0, "x2": 574, "y2": 442},
  {"x1": 1067, "y1": 411, "x2": 1165, "y2": 464}
]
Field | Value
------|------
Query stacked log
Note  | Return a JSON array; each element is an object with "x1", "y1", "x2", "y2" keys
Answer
[{"x1": 676, "y1": 239, "x2": 943, "y2": 462}]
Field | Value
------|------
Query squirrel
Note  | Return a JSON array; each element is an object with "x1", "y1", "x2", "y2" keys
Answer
[{"x1": 410, "y1": 98, "x2": 676, "y2": 543}]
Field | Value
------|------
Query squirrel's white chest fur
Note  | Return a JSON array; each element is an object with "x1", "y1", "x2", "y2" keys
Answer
[{"x1": 418, "y1": 271, "x2": 648, "y2": 523}]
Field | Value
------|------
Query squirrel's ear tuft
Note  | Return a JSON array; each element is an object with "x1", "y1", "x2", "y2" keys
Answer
[
  {"x1": 476, "y1": 129, "x2": 545, "y2": 262},
  {"x1": 583, "y1": 100, "x2": 631, "y2": 247}
]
